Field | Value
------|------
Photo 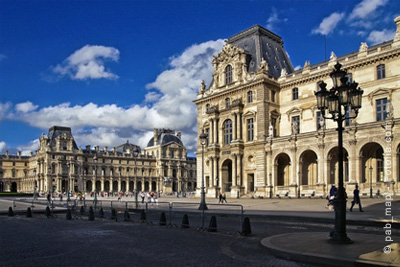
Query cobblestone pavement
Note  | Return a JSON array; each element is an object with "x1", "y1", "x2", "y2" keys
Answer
[{"x1": 0, "y1": 213, "x2": 317, "y2": 267}]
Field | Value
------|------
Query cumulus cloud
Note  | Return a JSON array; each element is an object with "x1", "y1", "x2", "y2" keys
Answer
[
  {"x1": 15, "y1": 101, "x2": 38, "y2": 113},
  {"x1": 0, "y1": 102, "x2": 12, "y2": 121},
  {"x1": 0, "y1": 141, "x2": 6, "y2": 153},
  {"x1": 17, "y1": 140, "x2": 39, "y2": 156},
  {"x1": 367, "y1": 29, "x2": 396, "y2": 44},
  {"x1": 52, "y1": 45, "x2": 120, "y2": 80},
  {"x1": 265, "y1": 8, "x2": 287, "y2": 32},
  {"x1": 349, "y1": 0, "x2": 389, "y2": 21},
  {"x1": 6, "y1": 39, "x2": 225, "y2": 154},
  {"x1": 312, "y1": 12, "x2": 345, "y2": 35}
]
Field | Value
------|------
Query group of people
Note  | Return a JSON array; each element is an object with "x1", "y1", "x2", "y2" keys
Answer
[
  {"x1": 218, "y1": 192, "x2": 227, "y2": 204},
  {"x1": 140, "y1": 191, "x2": 159, "y2": 204},
  {"x1": 327, "y1": 184, "x2": 363, "y2": 212}
]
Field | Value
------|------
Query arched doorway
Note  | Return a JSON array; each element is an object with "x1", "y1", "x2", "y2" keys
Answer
[
  {"x1": 221, "y1": 159, "x2": 232, "y2": 192},
  {"x1": 112, "y1": 181, "x2": 118, "y2": 192},
  {"x1": 300, "y1": 150, "x2": 318, "y2": 185},
  {"x1": 144, "y1": 181, "x2": 149, "y2": 191},
  {"x1": 11, "y1": 182, "x2": 17, "y2": 192},
  {"x1": 129, "y1": 181, "x2": 134, "y2": 191},
  {"x1": 104, "y1": 181, "x2": 110, "y2": 192},
  {"x1": 327, "y1": 147, "x2": 349, "y2": 185},
  {"x1": 86, "y1": 180, "x2": 93, "y2": 193},
  {"x1": 275, "y1": 153, "x2": 291, "y2": 186},
  {"x1": 360, "y1": 143, "x2": 384, "y2": 184}
]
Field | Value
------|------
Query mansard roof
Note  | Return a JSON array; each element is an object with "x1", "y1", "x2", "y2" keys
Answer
[
  {"x1": 227, "y1": 24, "x2": 294, "y2": 77},
  {"x1": 47, "y1": 126, "x2": 78, "y2": 149},
  {"x1": 115, "y1": 140, "x2": 141, "y2": 155}
]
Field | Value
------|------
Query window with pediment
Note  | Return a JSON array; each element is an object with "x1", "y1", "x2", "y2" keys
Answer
[{"x1": 247, "y1": 91, "x2": 253, "y2": 103}]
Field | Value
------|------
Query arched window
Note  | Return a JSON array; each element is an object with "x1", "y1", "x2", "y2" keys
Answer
[
  {"x1": 247, "y1": 91, "x2": 253, "y2": 103},
  {"x1": 223, "y1": 119, "x2": 233, "y2": 145},
  {"x1": 225, "y1": 65, "x2": 232, "y2": 85}
]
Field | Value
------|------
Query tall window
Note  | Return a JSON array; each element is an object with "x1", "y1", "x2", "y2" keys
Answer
[
  {"x1": 271, "y1": 91, "x2": 276, "y2": 102},
  {"x1": 225, "y1": 65, "x2": 232, "y2": 85},
  {"x1": 205, "y1": 128, "x2": 210, "y2": 146},
  {"x1": 224, "y1": 119, "x2": 233, "y2": 145},
  {"x1": 376, "y1": 98, "x2": 387, "y2": 121},
  {"x1": 225, "y1": 98, "x2": 230, "y2": 109},
  {"x1": 292, "y1": 115, "x2": 300, "y2": 134},
  {"x1": 377, "y1": 64, "x2": 385, "y2": 79},
  {"x1": 247, "y1": 118, "x2": 254, "y2": 141},
  {"x1": 345, "y1": 106, "x2": 351, "y2": 126},
  {"x1": 247, "y1": 91, "x2": 253, "y2": 103},
  {"x1": 292, "y1": 87, "x2": 299, "y2": 100},
  {"x1": 271, "y1": 117, "x2": 277, "y2": 137}
]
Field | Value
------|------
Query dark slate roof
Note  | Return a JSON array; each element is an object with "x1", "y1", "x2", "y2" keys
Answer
[
  {"x1": 115, "y1": 140, "x2": 141, "y2": 155},
  {"x1": 227, "y1": 25, "x2": 294, "y2": 77},
  {"x1": 48, "y1": 126, "x2": 78, "y2": 149},
  {"x1": 147, "y1": 130, "x2": 184, "y2": 147}
]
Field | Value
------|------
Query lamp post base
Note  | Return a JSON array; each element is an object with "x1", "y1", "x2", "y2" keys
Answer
[
  {"x1": 329, "y1": 231, "x2": 353, "y2": 244},
  {"x1": 198, "y1": 203, "x2": 208, "y2": 210}
]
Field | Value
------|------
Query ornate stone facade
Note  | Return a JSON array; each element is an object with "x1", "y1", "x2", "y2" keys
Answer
[
  {"x1": 194, "y1": 17, "x2": 400, "y2": 198},
  {"x1": 0, "y1": 126, "x2": 196, "y2": 195}
]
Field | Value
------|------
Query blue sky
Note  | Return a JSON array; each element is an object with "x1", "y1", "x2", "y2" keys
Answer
[{"x1": 0, "y1": 0, "x2": 399, "y2": 156}]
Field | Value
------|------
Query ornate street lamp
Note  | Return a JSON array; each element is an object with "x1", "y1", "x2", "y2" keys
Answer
[
  {"x1": 198, "y1": 129, "x2": 208, "y2": 210},
  {"x1": 66, "y1": 162, "x2": 71, "y2": 202},
  {"x1": 93, "y1": 155, "x2": 98, "y2": 211},
  {"x1": 314, "y1": 62, "x2": 363, "y2": 244},
  {"x1": 369, "y1": 166, "x2": 373, "y2": 198}
]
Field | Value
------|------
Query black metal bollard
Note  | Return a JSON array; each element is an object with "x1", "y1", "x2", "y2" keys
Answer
[
  {"x1": 8, "y1": 207, "x2": 14, "y2": 217},
  {"x1": 26, "y1": 207, "x2": 32, "y2": 218},
  {"x1": 111, "y1": 208, "x2": 117, "y2": 221},
  {"x1": 241, "y1": 217, "x2": 251, "y2": 236},
  {"x1": 80, "y1": 206, "x2": 85, "y2": 215},
  {"x1": 99, "y1": 208, "x2": 104, "y2": 218},
  {"x1": 159, "y1": 212, "x2": 167, "y2": 226},
  {"x1": 140, "y1": 209, "x2": 146, "y2": 222},
  {"x1": 124, "y1": 210, "x2": 130, "y2": 221},
  {"x1": 88, "y1": 206, "x2": 95, "y2": 221},
  {"x1": 45, "y1": 206, "x2": 51, "y2": 218},
  {"x1": 66, "y1": 209, "x2": 72, "y2": 220},
  {"x1": 208, "y1": 215, "x2": 217, "y2": 232},
  {"x1": 181, "y1": 214, "x2": 190, "y2": 228}
]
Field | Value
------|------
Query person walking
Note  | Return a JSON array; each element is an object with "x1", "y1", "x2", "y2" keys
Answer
[
  {"x1": 218, "y1": 192, "x2": 223, "y2": 204},
  {"x1": 350, "y1": 184, "x2": 363, "y2": 212}
]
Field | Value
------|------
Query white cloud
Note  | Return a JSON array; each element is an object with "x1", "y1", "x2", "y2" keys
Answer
[
  {"x1": 0, "y1": 102, "x2": 12, "y2": 121},
  {"x1": 0, "y1": 141, "x2": 6, "y2": 153},
  {"x1": 367, "y1": 29, "x2": 396, "y2": 44},
  {"x1": 17, "y1": 140, "x2": 39, "y2": 156},
  {"x1": 15, "y1": 101, "x2": 38, "y2": 113},
  {"x1": 349, "y1": 0, "x2": 389, "y2": 21},
  {"x1": 52, "y1": 45, "x2": 119, "y2": 80},
  {"x1": 312, "y1": 12, "x2": 345, "y2": 35},
  {"x1": 7, "y1": 39, "x2": 225, "y2": 154},
  {"x1": 264, "y1": 8, "x2": 288, "y2": 33}
]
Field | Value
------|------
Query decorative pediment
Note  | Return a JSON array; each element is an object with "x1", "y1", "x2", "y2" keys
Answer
[
  {"x1": 368, "y1": 88, "x2": 392, "y2": 104},
  {"x1": 212, "y1": 43, "x2": 246, "y2": 65},
  {"x1": 286, "y1": 107, "x2": 302, "y2": 120}
]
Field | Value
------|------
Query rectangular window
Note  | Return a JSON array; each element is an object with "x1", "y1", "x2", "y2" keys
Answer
[
  {"x1": 292, "y1": 87, "x2": 298, "y2": 100},
  {"x1": 247, "y1": 118, "x2": 254, "y2": 141},
  {"x1": 316, "y1": 111, "x2": 322, "y2": 130},
  {"x1": 376, "y1": 98, "x2": 387, "y2": 121},
  {"x1": 205, "y1": 128, "x2": 210, "y2": 146},
  {"x1": 292, "y1": 115, "x2": 300, "y2": 134},
  {"x1": 377, "y1": 64, "x2": 385, "y2": 79},
  {"x1": 271, "y1": 91, "x2": 276, "y2": 102},
  {"x1": 345, "y1": 106, "x2": 351, "y2": 126},
  {"x1": 271, "y1": 118, "x2": 277, "y2": 137}
]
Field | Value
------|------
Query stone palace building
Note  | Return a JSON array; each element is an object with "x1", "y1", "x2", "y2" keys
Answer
[
  {"x1": 194, "y1": 16, "x2": 400, "y2": 198},
  {"x1": 0, "y1": 126, "x2": 196, "y2": 195}
]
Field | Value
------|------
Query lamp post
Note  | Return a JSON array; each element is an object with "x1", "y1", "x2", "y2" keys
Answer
[
  {"x1": 66, "y1": 162, "x2": 71, "y2": 202},
  {"x1": 369, "y1": 166, "x2": 373, "y2": 198},
  {"x1": 198, "y1": 129, "x2": 208, "y2": 210},
  {"x1": 314, "y1": 62, "x2": 363, "y2": 244},
  {"x1": 298, "y1": 171, "x2": 301, "y2": 199},
  {"x1": 93, "y1": 155, "x2": 98, "y2": 211}
]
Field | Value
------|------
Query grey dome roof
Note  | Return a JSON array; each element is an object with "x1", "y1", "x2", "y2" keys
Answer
[
  {"x1": 116, "y1": 140, "x2": 141, "y2": 154},
  {"x1": 147, "y1": 131, "x2": 183, "y2": 147}
]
